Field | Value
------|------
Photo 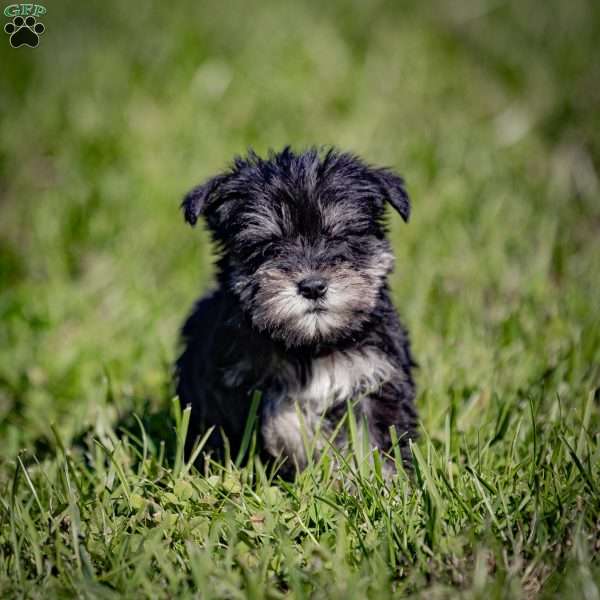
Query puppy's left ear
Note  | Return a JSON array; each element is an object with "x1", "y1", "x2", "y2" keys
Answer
[
  {"x1": 374, "y1": 169, "x2": 411, "y2": 223},
  {"x1": 181, "y1": 174, "x2": 227, "y2": 226}
]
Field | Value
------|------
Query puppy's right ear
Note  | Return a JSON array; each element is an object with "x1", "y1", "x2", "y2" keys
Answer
[{"x1": 181, "y1": 174, "x2": 227, "y2": 226}]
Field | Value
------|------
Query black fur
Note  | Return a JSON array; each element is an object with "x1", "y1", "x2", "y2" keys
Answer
[{"x1": 176, "y1": 147, "x2": 417, "y2": 476}]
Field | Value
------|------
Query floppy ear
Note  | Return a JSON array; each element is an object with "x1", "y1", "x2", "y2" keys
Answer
[
  {"x1": 374, "y1": 169, "x2": 411, "y2": 223},
  {"x1": 181, "y1": 174, "x2": 227, "y2": 226}
]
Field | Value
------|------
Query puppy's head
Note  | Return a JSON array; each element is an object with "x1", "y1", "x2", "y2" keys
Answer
[{"x1": 182, "y1": 147, "x2": 410, "y2": 348}]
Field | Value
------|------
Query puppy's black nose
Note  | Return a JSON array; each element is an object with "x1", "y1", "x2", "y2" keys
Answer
[{"x1": 297, "y1": 276, "x2": 328, "y2": 300}]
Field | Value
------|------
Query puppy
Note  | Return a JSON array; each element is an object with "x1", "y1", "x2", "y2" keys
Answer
[{"x1": 176, "y1": 147, "x2": 417, "y2": 476}]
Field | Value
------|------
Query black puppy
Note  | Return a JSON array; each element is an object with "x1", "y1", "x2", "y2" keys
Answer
[{"x1": 176, "y1": 147, "x2": 417, "y2": 476}]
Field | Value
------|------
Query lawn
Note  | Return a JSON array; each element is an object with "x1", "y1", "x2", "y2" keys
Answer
[{"x1": 1, "y1": 0, "x2": 599, "y2": 597}]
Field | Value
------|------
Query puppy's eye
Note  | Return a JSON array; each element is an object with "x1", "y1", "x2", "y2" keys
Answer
[
  {"x1": 243, "y1": 238, "x2": 273, "y2": 254},
  {"x1": 328, "y1": 234, "x2": 365, "y2": 248},
  {"x1": 326, "y1": 240, "x2": 351, "y2": 263},
  {"x1": 328, "y1": 234, "x2": 350, "y2": 244},
  {"x1": 258, "y1": 242, "x2": 274, "y2": 256},
  {"x1": 240, "y1": 240, "x2": 282, "y2": 272}
]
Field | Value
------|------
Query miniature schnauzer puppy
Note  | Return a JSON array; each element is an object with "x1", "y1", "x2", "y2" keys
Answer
[{"x1": 176, "y1": 147, "x2": 417, "y2": 476}]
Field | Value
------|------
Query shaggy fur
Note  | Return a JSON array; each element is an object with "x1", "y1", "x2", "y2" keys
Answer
[{"x1": 176, "y1": 147, "x2": 417, "y2": 476}]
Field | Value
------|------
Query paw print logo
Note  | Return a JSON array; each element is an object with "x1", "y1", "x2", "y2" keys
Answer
[{"x1": 4, "y1": 15, "x2": 45, "y2": 48}]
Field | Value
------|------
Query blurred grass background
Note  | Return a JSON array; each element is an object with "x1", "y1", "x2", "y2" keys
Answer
[
  {"x1": 2, "y1": 0, "x2": 598, "y2": 450},
  {"x1": 1, "y1": 0, "x2": 599, "y2": 596}
]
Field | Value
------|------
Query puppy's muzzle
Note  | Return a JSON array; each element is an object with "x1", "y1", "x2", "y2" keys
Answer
[{"x1": 297, "y1": 276, "x2": 328, "y2": 300}]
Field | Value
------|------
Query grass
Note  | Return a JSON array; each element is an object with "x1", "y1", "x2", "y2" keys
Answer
[{"x1": 1, "y1": 0, "x2": 599, "y2": 597}]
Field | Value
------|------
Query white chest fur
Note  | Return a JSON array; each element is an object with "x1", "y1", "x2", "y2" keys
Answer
[
  {"x1": 261, "y1": 347, "x2": 395, "y2": 468},
  {"x1": 289, "y1": 347, "x2": 394, "y2": 409}
]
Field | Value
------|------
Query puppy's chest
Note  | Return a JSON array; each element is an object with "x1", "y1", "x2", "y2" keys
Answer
[
  {"x1": 257, "y1": 348, "x2": 395, "y2": 467},
  {"x1": 278, "y1": 348, "x2": 394, "y2": 412}
]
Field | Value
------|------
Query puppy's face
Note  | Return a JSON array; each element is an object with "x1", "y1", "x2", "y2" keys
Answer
[{"x1": 182, "y1": 148, "x2": 410, "y2": 348}]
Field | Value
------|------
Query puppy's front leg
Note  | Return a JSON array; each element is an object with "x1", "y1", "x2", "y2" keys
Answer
[
  {"x1": 261, "y1": 393, "x2": 315, "y2": 474},
  {"x1": 363, "y1": 379, "x2": 417, "y2": 473}
]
